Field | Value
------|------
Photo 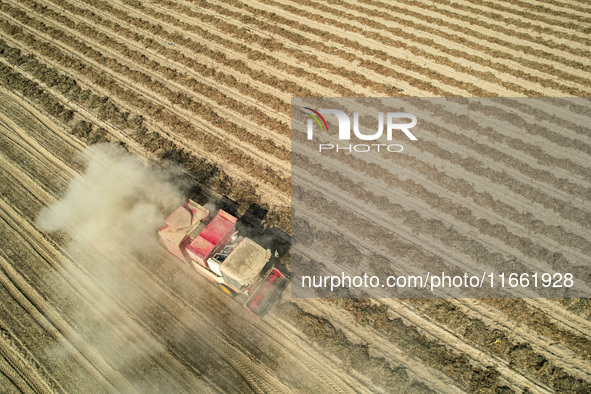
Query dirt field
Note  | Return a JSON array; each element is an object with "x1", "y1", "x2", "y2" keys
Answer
[{"x1": 0, "y1": 0, "x2": 590, "y2": 392}]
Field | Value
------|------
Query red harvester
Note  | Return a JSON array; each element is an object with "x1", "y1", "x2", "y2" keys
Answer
[{"x1": 159, "y1": 200, "x2": 287, "y2": 317}]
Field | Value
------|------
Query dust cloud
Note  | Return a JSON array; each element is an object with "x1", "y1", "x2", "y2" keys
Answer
[
  {"x1": 37, "y1": 143, "x2": 186, "y2": 256},
  {"x1": 35, "y1": 143, "x2": 200, "y2": 391}
]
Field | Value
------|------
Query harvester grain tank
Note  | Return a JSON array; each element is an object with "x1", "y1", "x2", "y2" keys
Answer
[{"x1": 159, "y1": 200, "x2": 286, "y2": 317}]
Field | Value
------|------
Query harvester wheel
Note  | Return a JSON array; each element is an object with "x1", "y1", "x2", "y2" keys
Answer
[{"x1": 219, "y1": 283, "x2": 236, "y2": 296}]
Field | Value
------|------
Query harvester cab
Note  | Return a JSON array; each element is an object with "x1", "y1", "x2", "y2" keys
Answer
[{"x1": 159, "y1": 199, "x2": 287, "y2": 317}]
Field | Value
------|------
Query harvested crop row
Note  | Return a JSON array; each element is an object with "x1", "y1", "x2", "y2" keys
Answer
[
  {"x1": 115, "y1": 0, "x2": 392, "y2": 97},
  {"x1": 296, "y1": 155, "x2": 588, "y2": 370},
  {"x1": 338, "y1": 297, "x2": 591, "y2": 392},
  {"x1": 515, "y1": 0, "x2": 591, "y2": 13},
  {"x1": 453, "y1": 99, "x2": 591, "y2": 161},
  {"x1": 404, "y1": 296, "x2": 591, "y2": 371},
  {"x1": 411, "y1": 136, "x2": 591, "y2": 228},
  {"x1": 125, "y1": 0, "x2": 358, "y2": 97}
]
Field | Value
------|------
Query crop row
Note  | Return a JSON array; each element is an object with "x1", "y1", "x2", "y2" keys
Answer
[
  {"x1": 293, "y1": 151, "x2": 588, "y2": 284},
  {"x1": 115, "y1": 0, "x2": 591, "y2": 193},
  {"x1": 335, "y1": 297, "x2": 591, "y2": 392},
  {"x1": 27, "y1": 0, "x2": 580, "y2": 203},
  {"x1": 20, "y1": 0, "x2": 588, "y2": 243},
  {"x1": 294, "y1": 162, "x2": 591, "y2": 354},
  {"x1": 294, "y1": 192, "x2": 591, "y2": 391},
  {"x1": 105, "y1": 0, "x2": 591, "y2": 210},
  {"x1": 67, "y1": 0, "x2": 591, "y2": 209},
  {"x1": 369, "y1": 0, "x2": 591, "y2": 52},
  {"x1": 0, "y1": 5, "x2": 291, "y2": 192},
  {"x1": 458, "y1": 99, "x2": 591, "y2": 159},
  {"x1": 298, "y1": 0, "x2": 591, "y2": 89},
  {"x1": 278, "y1": 302, "x2": 438, "y2": 392},
  {"x1": 408, "y1": 99, "x2": 591, "y2": 195},
  {"x1": 291, "y1": 99, "x2": 591, "y2": 246},
  {"x1": 0, "y1": 39, "x2": 293, "y2": 230},
  {"x1": 0, "y1": 40, "x2": 290, "y2": 230},
  {"x1": 400, "y1": 0, "x2": 591, "y2": 44},
  {"x1": 414, "y1": 135, "x2": 591, "y2": 228},
  {"x1": 42, "y1": 0, "x2": 294, "y2": 120},
  {"x1": 146, "y1": 0, "x2": 447, "y2": 96},
  {"x1": 228, "y1": 0, "x2": 589, "y2": 95},
  {"x1": 447, "y1": 0, "x2": 591, "y2": 31},
  {"x1": 294, "y1": 134, "x2": 591, "y2": 258},
  {"x1": 295, "y1": 225, "x2": 590, "y2": 391},
  {"x1": 72, "y1": 0, "x2": 333, "y2": 99},
  {"x1": 8, "y1": 0, "x2": 291, "y2": 158},
  {"x1": 130, "y1": 0, "x2": 591, "y2": 143},
  {"x1": 144, "y1": 0, "x2": 588, "y2": 99}
]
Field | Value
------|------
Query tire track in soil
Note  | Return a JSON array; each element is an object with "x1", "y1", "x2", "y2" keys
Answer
[
  {"x1": 0, "y1": 356, "x2": 31, "y2": 393},
  {"x1": 0, "y1": 89, "x2": 338, "y2": 391},
  {"x1": 0, "y1": 249, "x2": 128, "y2": 392},
  {"x1": 0, "y1": 325, "x2": 55, "y2": 394},
  {"x1": 0, "y1": 95, "x2": 231, "y2": 392},
  {"x1": 0, "y1": 317, "x2": 65, "y2": 393},
  {"x1": 0, "y1": 110, "x2": 259, "y2": 392},
  {"x1": 146, "y1": 245, "x2": 367, "y2": 394}
]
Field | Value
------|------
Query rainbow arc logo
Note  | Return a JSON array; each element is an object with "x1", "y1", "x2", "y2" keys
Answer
[{"x1": 301, "y1": 107, "x2": 328, "y2": 133}]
